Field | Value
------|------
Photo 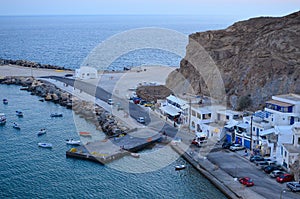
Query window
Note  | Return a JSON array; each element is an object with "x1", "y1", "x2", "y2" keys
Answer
[
  {"x1": 281, "y1": 146, "x2": 283, "y2": 155},
  {"x1": 253, "y1": 127, "x2": 256, "y2": 131},
  {"x1": 197, "y1": 113, "x2": 201, "y2": 119},
  {"x1": 191, "y1": 121, "x2": 195, "y2": 128},
  {"x1": 284, "y1": 151, "x2": 287, "y2": 157},
  {"x1": 298, "y1": 137, "x2": 300, "y2": 145},
  {"x1": 192, "y1": 110, "x2": 196, "y2": 117},
  {"x1": 226, "y1": 115, "x2": 229, "y2": 120},
  {"x1": 197, "y1": 124, "x2": 201, "y2": 132}
]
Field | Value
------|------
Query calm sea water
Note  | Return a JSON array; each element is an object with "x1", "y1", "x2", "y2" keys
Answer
[
  {"x1": 0, "y1": 84, "x2": 226, "y2": 198},
  {"x1": 0, "y1": 15, "x2": 236, "y2": 70}
]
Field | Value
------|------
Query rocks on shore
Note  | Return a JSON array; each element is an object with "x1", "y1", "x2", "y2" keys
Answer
[
  {"x1": 0, "y1": 76, "x2": 129, "y2": 137},
  {"x1": 0, "y1": 58, "x2": 72, "y2": 71}
]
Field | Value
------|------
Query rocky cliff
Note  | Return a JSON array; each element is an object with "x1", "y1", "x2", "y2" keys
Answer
[{"x1": 166, "y1": 11, "x2": 300, "y2": 110}]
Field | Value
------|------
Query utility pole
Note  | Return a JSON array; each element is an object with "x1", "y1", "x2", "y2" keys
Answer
[
  {"x1": 250, "y1": 115, "x2": 253, "y2": 151},
  {"x1": 188, "y1": 98, "x2": 191, "y2": 134}
]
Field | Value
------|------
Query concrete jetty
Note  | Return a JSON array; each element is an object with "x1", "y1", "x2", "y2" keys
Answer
[{"x1": 66, "y1": 133, "x2": 162, "y2": 164}]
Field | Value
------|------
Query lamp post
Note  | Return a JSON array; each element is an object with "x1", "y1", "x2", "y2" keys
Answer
[{"x1": 280, "y1": 189, "x2": 286, "y2": 199}]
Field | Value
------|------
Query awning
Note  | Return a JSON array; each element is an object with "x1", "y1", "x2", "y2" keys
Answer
[
  {"x1": 225, "y1": 120, "x2": 239, "y2": 129},
  {"x1": 236, "y1": 123, "x2": 249, "y2": 129},
  {"x1": 161, "y1": 105, "x2": 180, "y2": 116},
  {"x1": 260, "y1": 128, "x2": 275, "y2": 136}
]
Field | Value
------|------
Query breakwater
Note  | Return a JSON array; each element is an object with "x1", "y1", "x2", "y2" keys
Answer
[
  {"x1": 0, "y1": 76, "x2": 129, "y2": 137},
  {"x1": 0, "y1": 58, "x2": 71, "y2": 71}
]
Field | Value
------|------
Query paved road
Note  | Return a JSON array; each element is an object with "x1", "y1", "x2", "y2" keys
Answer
[
  {"x1": 45, "y1": 76, "x2": 180, "y2": 137},
  {"x1": 208, "y1": 149, "x2": 300, "y2": 199}
]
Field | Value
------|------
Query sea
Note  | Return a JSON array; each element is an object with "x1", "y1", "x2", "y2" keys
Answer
[{"x1": 0, "y1": 15, "x2": 236, "y2": 198}]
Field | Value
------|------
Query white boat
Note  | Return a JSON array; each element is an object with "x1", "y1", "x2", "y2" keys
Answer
[
  {"x1": 16, "y1": 111, "x2": 24, "y2": 117},
  {"x1": 175, "y1": 165, "x2": 186, "y2": 170},
  {"x1": 0, "y1": 113, "x2": 6, "y2": 125},
  {"x1": 130, "y1": 153, "x2": 140, "y2": 158},
  {"x1": 38, "y1": 143, "x2": 53, "y2": 148},
  {"x1": 13, "y1": 122, "x2": 20, "y2": 129},
  {"x1": 50, "y1": 113, "x2": 63, "y2": 117},
  {"x1": 37, "y1": 129, "x2": 46, "y2": 136},
  {"x1": 65, "y1": 139, "x2": 81, "y2": 145}
]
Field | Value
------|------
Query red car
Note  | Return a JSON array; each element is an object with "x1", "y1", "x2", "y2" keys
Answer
[
  {"x1": 239, "y1": 177, "x2": 254, "y2": 187},
  {"x1": 276, "y1": 174, "x2": 294, "y2": 183}
]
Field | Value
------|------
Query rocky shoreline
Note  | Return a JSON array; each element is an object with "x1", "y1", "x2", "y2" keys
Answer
[
  {"x1": 0, "y1": 76, "x2": 129, "y2": 138},
  {"x1": 0, "y1": 58, "x2": 72, "y2": 71}
]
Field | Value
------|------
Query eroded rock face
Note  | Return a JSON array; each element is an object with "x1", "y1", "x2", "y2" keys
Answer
[{"x1": 166, "y1": 11, "x2": 300, "y2": 110}]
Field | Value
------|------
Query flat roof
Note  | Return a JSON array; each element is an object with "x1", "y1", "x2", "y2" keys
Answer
[
  {"x1": 160, "y1": 105, "x2": 180, "y2": 116},
  {"x1": 275, "y1": 94, "x2": 300, "y2": 102},
  {"x1": 266, "y1": 100, "x2": 293, "y2": 107},
  {"x1": 167, "y1": 95, "x2": 187, "y2": 106},
  {"x1": 282, "y1": 144, "x2": 300, "y2": 154}
]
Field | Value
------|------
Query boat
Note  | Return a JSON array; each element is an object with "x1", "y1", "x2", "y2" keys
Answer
[
  {"x1": 3, "y1": 99, "x2": 8, "y2": 104},
  {"x1": 79, "y1": 132, "x2": 92, "y2": 137},
  {"x1": 38, "y1": 143, "x2": 53, "y2": 148},
  {"x1": 37, "y1": 129, "x2": 46, "y2": 136},
  {"x1": 0, "y1": 113, "x2": 6, "y2": 125},
  {"x1": 175, "y1": 165, "x2": 186, "y2": 170},
  {"x1": 13, "y1": 122, "x2": 21, "y2": 129},
  {"x1": 50, "y1": 113, "x2": 63, "y2": 117},
  {"x1": 130, "y1": 153, "x2": 140, "y2": 158},
  {"x1": 16, "y1": 111, "x2": 24, "y2": 117},
  {"x1": 65, "y1": 139, "x2": 81, "y2": 145}
]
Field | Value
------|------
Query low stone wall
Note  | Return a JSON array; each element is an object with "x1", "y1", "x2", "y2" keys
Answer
[{"x1": 0, "y1": 76, "x2": 130, "y2": 137}]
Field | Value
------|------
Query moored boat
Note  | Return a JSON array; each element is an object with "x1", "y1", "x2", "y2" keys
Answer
[
  {"x1": 79, "y1": 132, "x2": 92, "y2": 137},
  {"x1": 16, "y1": 111, "x2": 24, "y2": 117},
  {"x1": 3, "y1": 99, "x2": 8, "y2": 104},
  {"x1": 37, "y1": 129, "x2": 46, "y2": 136},
  {"x1": 130, "y1": 153, "x2": 140, "y2": 158},
  {"x1": 65, "y1": 139, "x2": 81, "y2": 145},
  {"x1": 13, "y1": 122, "x2": 20, "y2": 129},
  {"x1": 0, "y1": 113, "x2": 6, "y2": 125},
  {"x1": 175, "y1": 165, "x2": 186, "y2": 170},
  {"x1": 50, "y1": 113, "x2": 63, "y2": 117},
  {"x1": 38, "y1": 142, "x2": 53, "y2": 148}
]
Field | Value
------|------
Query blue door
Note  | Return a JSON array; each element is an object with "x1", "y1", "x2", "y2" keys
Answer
[
  {"x1": 290, "y1": 117, "x2": 295, "y2": 125},
  {"x1": 244, "y1": 139, "x2": 250, "y2": 149}
]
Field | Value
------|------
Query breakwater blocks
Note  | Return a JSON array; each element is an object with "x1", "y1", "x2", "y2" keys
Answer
[{"x1": 66, "y1": 134, "x2": 162, "y2": 164}]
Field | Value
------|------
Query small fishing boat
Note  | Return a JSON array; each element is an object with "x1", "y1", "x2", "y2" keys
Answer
[
  {"x1": 37, "y1": 129, "x2": 46, "y2": 136},
  {"x1": 0, "y1": 113, "x2": 6, "y2": 125},
  {"x1": 65, "y1": 139, "x2": 81, "y2": 145},
  {"x1": 130, "y1": 153, "x2": 140, "y2": 158},
  {"x1": 3, "y1": 99, "x2": 8, "y2": 104},
  {"x1": 175, "y1": 165, "x2": 186, "y2": 170},
  {"x1": 16, "y1": 111, "x2": 24, "y2": 117},
  {"x1": 79, "y1": 132, "x2": 92, "y2": 137},
  {"x1": 50, "y1": 113, "x2": 63, "y2": 117},
  {"x1": 13, "y1": 122, "x2": 21, "y2": 129},
  {"x1": 38, "y1": 143, "x2": 53, "y2": 148}
]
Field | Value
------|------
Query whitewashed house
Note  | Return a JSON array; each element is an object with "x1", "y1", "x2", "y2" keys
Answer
[
  {"x1": 281, "y1": 123, "x2": 300, "y2": 171},
  {"x1": 75, "y1": 67, "x2": 98, "y2": 79}
]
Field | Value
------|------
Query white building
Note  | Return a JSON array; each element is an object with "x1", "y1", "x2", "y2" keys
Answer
[
  {"x1": 75, "y1": 67, "x2": 98, "y2": 79},
  {"x1": 160, "y1": 95, "x2": 189, "y2": 125},
  {"x1": 281, "y1": 123, "x2": 300, "y2": 171}
]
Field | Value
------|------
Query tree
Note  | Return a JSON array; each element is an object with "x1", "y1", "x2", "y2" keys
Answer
[{"x1": 237, "y1": 95, "x2": 252, "y2": 111}]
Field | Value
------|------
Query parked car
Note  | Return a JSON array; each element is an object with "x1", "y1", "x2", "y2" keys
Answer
[
  {"x1": 286, "y1": 182, "x2": 300, "y2": 192},
  {"x1": 107, "y1": 99, "x2": 114, "y2": 105},
  {"x1": 263, "y1": 165, "x2": 282, "y2": 174},
  {"x1": 254, "y1": 157, "x2": 272, "y2": 164},
  {"x1": 136, "y1": 117, "x2": 145, "y2": 124},
  {"x1": 229, "y1": 144, "x2": 245, "y2": 151},
  {"x1": 250, "y1": 155, "x2": 264, "y2": 162},
  {"x1": 276, "y1": 174, "x2": 294, "y2": 183},
  {"x1": 256, "y1": 161, "x2": 269, "y2": 169},
  {"x1": 239, "y1": 177, "x2": 254, "y2": 187},
  {"x1": 270, "y1": 170, "x2": 286, "y2": 178},
  {"x1": 139, "y1": 100, "x2": 147, "y2": 105},
  {"x1": 191, "y1": 139, "x2": 201, "y2": 147},
  {"x1": 222, "y1": 142, "x2": 233, "y2": 149},
  {"x1": 144, "y1": 103, "x2": 153, "y2": 107}
]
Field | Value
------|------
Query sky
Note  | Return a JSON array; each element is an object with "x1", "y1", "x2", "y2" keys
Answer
[{"x1": 0, "y1": 0, "x2": 299, "y2": 18}]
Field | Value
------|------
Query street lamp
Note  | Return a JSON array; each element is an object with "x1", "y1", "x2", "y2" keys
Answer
[{"x1": 280, "y1": 189, "x2": 286, "y2": 199}]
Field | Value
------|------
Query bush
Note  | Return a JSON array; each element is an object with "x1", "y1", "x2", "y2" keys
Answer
[{"x1": 237, "y1": 95, "x2": 252, "y2": 111}]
